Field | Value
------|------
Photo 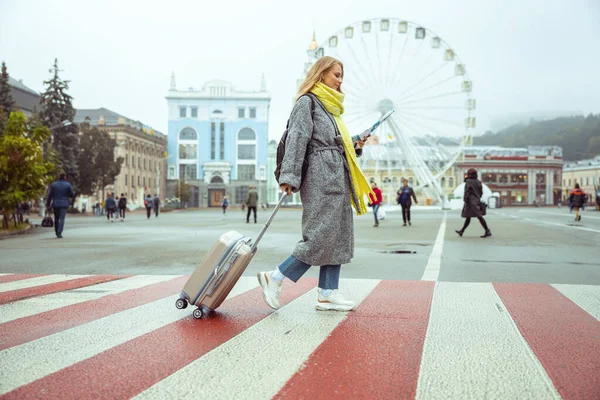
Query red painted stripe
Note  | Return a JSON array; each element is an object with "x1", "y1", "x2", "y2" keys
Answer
[
  {"x1": 0, "y1": 274, "x2": 48, "y2": 284},
  {"x1": 275, "y1": 280, "x2": 435, "y2": 400},
  {"x1": 0, "y1": 275, "x2": 189, "y2": 351},
  {"x1": 0, "y1": 275, "x2": 129, "y2": 305},
  {"x1": 494, "y1": 283, "x2": 600, "y2": 399},
  {"x1": 3, "y1": 278, "x2": 316, "y2": 399}
]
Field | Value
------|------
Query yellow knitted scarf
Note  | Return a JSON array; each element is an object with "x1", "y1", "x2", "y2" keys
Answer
[{"x1": 310, "y1": 82, "x2": 374, "y2": 215}]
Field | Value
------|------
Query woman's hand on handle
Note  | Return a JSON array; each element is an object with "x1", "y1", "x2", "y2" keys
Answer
[{"x1": 280, "y1": 184, "x2": 293, "y2": 196}]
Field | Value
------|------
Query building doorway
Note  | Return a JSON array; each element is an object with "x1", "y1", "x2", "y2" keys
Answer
[{"x1": 208, "y1": 189, "x2": 225, "y2": 207}]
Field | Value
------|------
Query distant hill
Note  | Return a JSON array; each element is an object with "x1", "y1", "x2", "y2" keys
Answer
[{"x1": 472, "y1": 114, "x2": 600, "y2": 161}]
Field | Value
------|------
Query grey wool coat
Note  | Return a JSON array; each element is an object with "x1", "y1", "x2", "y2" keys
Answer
[
  {"x1": 278, "y1": 95, "x2": 362, "y2": 266},
  {"x1": 461, "y1": 178, "x2": 484, "y2": 218}
]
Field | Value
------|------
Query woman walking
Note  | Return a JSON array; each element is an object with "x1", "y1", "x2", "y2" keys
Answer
[
  {"x1": 257, "y1": 56, "x2": 373, "y2": 311},
  {"x1": 455, "y1": 168, "x2": 492, "y2": 238}
]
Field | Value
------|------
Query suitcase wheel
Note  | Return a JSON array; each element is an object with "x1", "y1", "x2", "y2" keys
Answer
[
  {"x1": 175, "y1": 299, "x2": 188, "y2": 310},
  {"x1": 192, "y1": 308, "x2": 204, "y2": 319}
]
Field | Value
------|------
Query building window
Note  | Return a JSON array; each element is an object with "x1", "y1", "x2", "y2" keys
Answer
[
  {"x1": 238, "y1": 144, "x2": 256, "y2": 160},
  {"x1": 168, "y1": 166, "x2": 175, "y2": 179},
  {"x1": 238, "y1": 108, "x2": 245, "y2": 118},
  {"x1": 125, "y1": 175, "x2": 128, "y2": 186},
  {"x1": 249, "y1": 107, "x2": 256, "y2": 119},
  {"x1": 238, "y1": 128, "x2": 256, "y2": 140},
  {"x1": 441, "y1": 177, "x2": 446, "y2": 187},
  {"x1": 137, "y1": 176, "x2": 140, "y2": 186},
  {"x1": 138, "y1": 157, "x2": 141, "y2": 168},
  {"x1": 408, "y1": 177, "x2": 414, "y2": 186},
  {"x1": 219, "y1": 122, "x2": 225, "y2": 160},
  {"x1": 191, "y1": 107, "x2": 198, "y2": 118},
  {"x1": 179, "y1": 164, "x2": 197, "y2": 181},
  {"x1": 144, "y1": 159, "x2": 147, "y2": 170},
  {"x1": 449, "y1": 177, "x2": 454, "y2": 187},
  {"x1": 179, "y1": 144, "x2": 197, "y2": 160},
  {"x1": 143, "y1": 177, "x2": 146, "y2": 187},
  {"x1": 238, "y1": 165, "x2": 255, "y2": 180},
  {"x1": 235, "y1": 186, "x2": 249, "y2": 204},
  {"x1": 131, "y1": 155, "x2": 135, "y2": 168},
  {"x1": 179, "y1": 128, "x2": 197, "y2": 140},
  {"x1": 125, "y1": 154, "x2": 128, "y2": 166},
  {"x1": 568, "y1": 179, "x2": 571, "y2": 187},
  {"x1": 179, "y1": 107, "x2": 186, "y2": 118},
  {"x1": 211, "y1": 122, "x2": 216, "y2": 160}
]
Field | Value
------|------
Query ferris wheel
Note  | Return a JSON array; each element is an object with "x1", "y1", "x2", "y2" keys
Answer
[{"x1": 309, "y1": 18, "x2": 476, "y2": 205}]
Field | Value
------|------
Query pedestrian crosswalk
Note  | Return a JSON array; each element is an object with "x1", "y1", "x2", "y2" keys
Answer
[{"x1": 0, "y1": 273, "x2": 598, "y2": 399}]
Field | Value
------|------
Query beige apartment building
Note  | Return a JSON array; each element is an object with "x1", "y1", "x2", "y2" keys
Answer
[
  {"x1": 562, "y1": 156, "x2": 600, "y2": 205},
  {"x1": 74, "y1": 108, "x2": 167, "y2": 209}
]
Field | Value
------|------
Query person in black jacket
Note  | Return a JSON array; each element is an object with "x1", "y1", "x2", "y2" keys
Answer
[
  {"x1": 104, "y1": 193, "x2": 117, "y2": 222},
  {"x1": 45, "y1": 171, "x2": 75, "y2": 238},
  {"x1": 118, "y1": 193, "x2": 127, "y2": 221},
  {"x1": 396, "y1": 179, "x2": 418, "y2": 226},
  {"x1": 455, "y1": 168, "x2": 492, "y2": 238}
]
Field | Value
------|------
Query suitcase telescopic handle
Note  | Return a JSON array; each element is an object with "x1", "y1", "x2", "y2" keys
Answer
[{"x1": 250, "y1": 193, "x2": 288, "y2": 253}]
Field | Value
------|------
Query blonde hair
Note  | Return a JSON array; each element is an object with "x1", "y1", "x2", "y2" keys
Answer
[{"x1": 296, "y1": 56, "x2": 344, "y2": 101}]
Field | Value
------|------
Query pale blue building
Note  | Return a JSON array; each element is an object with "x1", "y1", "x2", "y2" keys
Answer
[{"x1": 166, "y1": 75, "x2": 270, "y2": 207}]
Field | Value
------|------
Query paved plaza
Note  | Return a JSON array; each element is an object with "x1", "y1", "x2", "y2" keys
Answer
[{"x1": 0, "y1": 206, "x2": 599, "y2": 399}]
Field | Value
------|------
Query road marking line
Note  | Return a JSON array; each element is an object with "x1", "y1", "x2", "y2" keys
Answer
[
  {"x1": 522, "y1": 218, "x2": 600, "y2": 234},
  {"x1": 552, "y1": 284, "x2": 600, "y2": 321},
  {"x1": 494, "y1": 282, "x2": 600, "y2": 399},
  {"x1": 0, "y1": 274, "x2": 89, "y2": 293},
  {"x1": 416, "y1": 282, "x2": 561, "y2": 399},
  {"x1": 519, "y1": 210, "x2": 600, "y2": 220},
  {"x1": 421, "y1": 212, "x2": 447, "y2": 281},
  {"x1": 136, "y1": 279, "x2": 380, "y2": 400}
]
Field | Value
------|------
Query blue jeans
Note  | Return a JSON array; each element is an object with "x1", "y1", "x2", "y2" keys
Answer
[
  {"x1": 277, "y1": 255, "x2": 341, "y2": 290},
  {"x1": 53, "y1": 207, "x2": 67, "y2": 235},
  {"x1": 372, "y1": 204, "x2": 381, "y2": 225}
]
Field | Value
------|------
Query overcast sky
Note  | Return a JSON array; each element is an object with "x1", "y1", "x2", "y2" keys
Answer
[{"x1": 1, "y1": 0, "x2": 599, "y2": 139}]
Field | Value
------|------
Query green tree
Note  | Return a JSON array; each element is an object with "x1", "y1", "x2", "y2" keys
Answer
[
  {"x1": 39, "y1": 59, "x2": 79, "y2": 189},
  {"x1": 177, "y1": 180, "x2": 192, "y2": 206},
  {"x1": 0, "y1": 111, "x2": 54, "y2": 229},
  {"x1": 0, "y1": 61, "x2": 15, "y2": 132},
  {"x1": 75, "y1": 119, "x2": 123, "y2": 198}
]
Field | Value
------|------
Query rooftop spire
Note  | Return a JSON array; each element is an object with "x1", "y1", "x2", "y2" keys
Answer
[{"x1": 170, "y1": 72, "x2": 176, "y2": 90}]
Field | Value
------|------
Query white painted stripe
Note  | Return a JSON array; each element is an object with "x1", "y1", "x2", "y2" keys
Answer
[
  {"x1": 552, "y1": 284, "x2": 600, "y2": 321},
  {"x1": 0, "y1": 274, "x2": 90, "y2": 293},
  {"x1": 522, "y1": 217, "x2": 600, "y2": 234},
  {"x1": 134, "y1": 278, "x2": 380, "y2": 400},
  {"x1": 521, "y1": 210, "x2": 600, "y2": 220},
  {"x1": 0, "y1": 274, "x2": 13, "y2": 276},
  {"x1": 415, "y1": 282, "x2": 560, "y2": 399},
  {"x1": 0, "y1": 277, "x2": 258, "y2": 395},
  {"x1": 421, "y1": 212, "x2": 446, "y2": 281},
  {"x1": 0, "y1": 275, "x2": 181, "y2": 324}
]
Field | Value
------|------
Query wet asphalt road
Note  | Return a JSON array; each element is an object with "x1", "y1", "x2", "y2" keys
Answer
[{"x1": 1, "y1": 206, "x2": 598, "y2": 285}]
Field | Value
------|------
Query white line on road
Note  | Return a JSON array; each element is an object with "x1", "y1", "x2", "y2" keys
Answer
[
  {"x1": 421, "y1": 212, "x2": 447, "y2": 282},
  {"x1": 522, "y1": 218, "x2": 600, "y2": 234},
  {"x1": 519, "y1": 209, "x2": 600, "y2": 220}
]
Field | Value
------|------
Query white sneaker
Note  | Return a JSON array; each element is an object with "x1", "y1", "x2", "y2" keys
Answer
[
  {"x1": 257, "y1": 270, "x2": 282, "y2": 310},
  {"x1": 315, "y1": 289, "x2": 356, "y2": 311}
]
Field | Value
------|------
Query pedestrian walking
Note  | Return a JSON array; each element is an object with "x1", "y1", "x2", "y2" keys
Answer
[
  {"x1": 246, "y1": 186, "x2": 258, "y2": 223},
  {"x1": 153, "y1": 194, "x2": 160, "y2": 218},
  {"x1": 45, "y1": 171, "x2": 74, "y2": 239},
  {"x1": 596, "y1": 193, "x2": 600, "y2": 211},
  {"x1": 118, "y1": 193, "x2": 127, "y2": 221},
  {"x1": 455, "y1": 168, "x2": 492, "y2": 238},
  {"x1": 105, "y1": 193, "x2": 117, "y2": 222},
  {"x1": 569, "y1": 184, "x2": 587, "y2": 221},
  {"x1": 257, "y1": 56, "x2": 373, "y2": 311},
  {"x1": 368, "y1": 182, "x2": 383, "y2": 227},
  {"x1": 221, "y1": 196, "x2": 229, "y2": 214},
  {"x1": 144, "y1": 194, "x2": 154, "y2": 219},
  {"x1": 397, "y1": 179, "x2": 418, "y2": 226}
]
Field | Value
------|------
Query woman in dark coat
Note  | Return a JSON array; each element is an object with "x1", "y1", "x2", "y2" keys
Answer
[{"x1": 455, "y1": 168, "x2": 492, "y2": 238}]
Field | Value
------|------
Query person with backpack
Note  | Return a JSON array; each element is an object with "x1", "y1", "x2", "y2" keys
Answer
[
  {"x1": 153, "y1": 194, "x2": 160, "y2": 218},
  {"x1": 396, "y1": 179, "x2": 418, "y2": 226},
  {"x1": 118, "y1": 193, "x2": 127, "y2": 221},
  {"x1": 221, "y1": 195, "x2": 229, "y2": 214},
  {"x1": 144, "y1": 194, "x2": 154, "y2": 219},
  {"x1": 569, "y1": 184, "x2": 587, "y2": 221},
  {"x1": 368, "y1": 182, "x2": 383, "y2": 227},
  {"x1": 258, "y1": 56, "x2": 373, "y2": 312},
  {"x1": 104, "y1": 193, "x2": 117, "y2": 222}
]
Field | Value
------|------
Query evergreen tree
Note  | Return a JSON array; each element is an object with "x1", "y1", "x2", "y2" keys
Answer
[
  {"x1": 39, "y1": 59, "x2": 79, "y2": 191},
  {"x1": 0, "y1": 61, "x2": 15, "y2": 131}
]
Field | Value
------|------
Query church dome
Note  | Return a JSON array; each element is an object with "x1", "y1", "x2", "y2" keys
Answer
[{"x1": 307, "y1": 31, "x2": 318, "y2": 51}]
